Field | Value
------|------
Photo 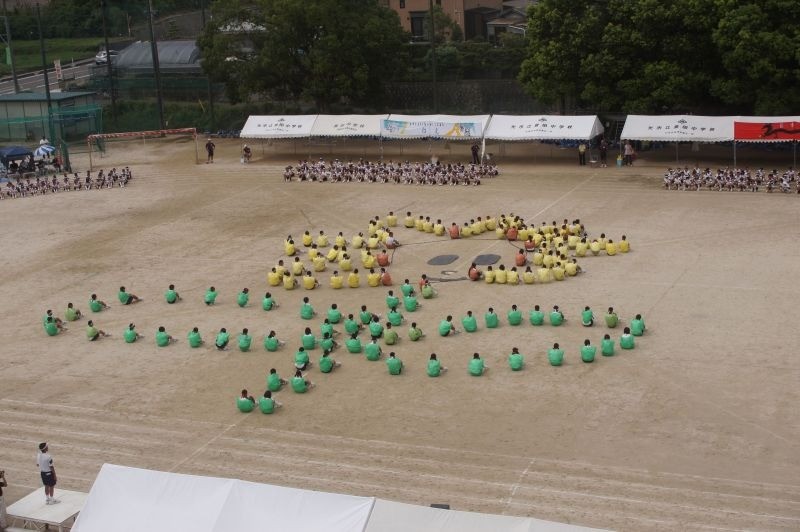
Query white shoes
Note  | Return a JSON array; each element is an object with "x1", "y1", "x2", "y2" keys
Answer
[{"x1": 46, "y1": 498, "x2": 60, "y2": 505}]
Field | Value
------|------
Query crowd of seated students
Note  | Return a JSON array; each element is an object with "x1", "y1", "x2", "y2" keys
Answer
[
  {"x1": 1, "y1": 167, "x2": 133, "y2": 199},
  {"x1": 283, "y1": 158, "x2": 499, "y2": 185},
  {"x1": 662, "y1": 166, "x2": 798, "y2": 193}
]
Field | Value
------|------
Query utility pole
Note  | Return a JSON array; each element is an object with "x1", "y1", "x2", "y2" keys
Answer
[
  {"x1": 2, "y1": 0, "x2": 19, "y2": 93},
  {"x1": 429, "y1": 0, "x2": 437, "y2": 113},
  {"x1": 36, "y1": 3, "x2": 54, "y2": 142},
  {"x1": 101, "y1": 0, "x2": 116, "y2": 126},
  {"x1": 147, "y1": 0, "x2": 166, "y2": 130},
  {"x1": 200, "y1": 0, "x2": 206, "y2": 28}
]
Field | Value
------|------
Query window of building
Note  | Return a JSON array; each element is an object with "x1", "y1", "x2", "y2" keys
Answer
[
  {"x1": 400, "y1": 0, "x2": 405, "y2": 8},
  {"x1": 410, "y1": 12, "x2": 426, "y2": 39}
]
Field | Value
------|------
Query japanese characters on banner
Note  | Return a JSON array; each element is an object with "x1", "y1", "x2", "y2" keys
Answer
[
  {"x1": 734, "y1": 121, "x2": 800, "y2": 141},
  {"x1": 620, "y1": 115, "x2": 733, "y2": 142},
  {"x1": 240, "y1": 115, "x2": 317, "y2": 138},
  {"x1": 381, "y1": 119, "x2": 483, "y2": 139}
]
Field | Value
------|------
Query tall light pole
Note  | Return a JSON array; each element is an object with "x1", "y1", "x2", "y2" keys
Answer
[
  {"x1": 101, "y1": 0, "x2": 116, "y2": 126},
  {"x1": 2, "y1": 0, "x2": 19, "y2": 93},
  {"x1": 147, "y1": 0, "x2": 165, "y2": 130},
  {"x1": 429, "y1": 0, "x2": 437, "y2": 112},
  {"x1": 36, "y1": 3, "x2": 54, "y2": 143}
]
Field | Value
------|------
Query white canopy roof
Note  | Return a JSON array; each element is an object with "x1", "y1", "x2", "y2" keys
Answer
[
  {"x1": 621, "y1": 115, "x2": 733, "y2": 142},
  {"x1": 240, "y1": 114, "x2": 318, "y2": 139},
  {"x1": 484, "y1": 115, "x2": 604, "y2": 141},
  {"x1": 382, "y1": 114, "x2": 490, "y2": 139},
  {"x1": 310, "y1": 114, "x2": 388, "y2": 137}
]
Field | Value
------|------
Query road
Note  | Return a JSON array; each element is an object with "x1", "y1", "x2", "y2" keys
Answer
[{"x1": 0, "y1": 59, "x2": 94, "y2": 95}]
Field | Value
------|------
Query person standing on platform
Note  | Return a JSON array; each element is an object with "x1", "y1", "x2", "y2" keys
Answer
[{"x1": 37, "y1": 442, "x2": 58, "y2": 505}]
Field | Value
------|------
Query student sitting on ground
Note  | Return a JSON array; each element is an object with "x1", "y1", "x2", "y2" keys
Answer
[
  {"x1": 124, "y1": 323, "x2": 142, "y2": 343},
  {"x1": 384, "y1": 323, "x2": 399, "y2": 345},
  {"x1": 507, "y1": 305, "x2": 523, "y2": 326},
  {"x1": 469, "y1": 353, "x2": 487, "y2": 376},
  {"x1": 484, "y1": 307, "x2": 499, "y2": 329},
  {"x1": 215, "y1": 328, "x2": 230, "y2": 350},
  {"x1": 365, "y1": 339, "x2": 382, "y2": 361},
  {"x1": 165, "y1": 284, "x2": 181, "y2": 304},
  {"x1": 156, "y1": 326, "x2": 176, "y2": 347},
  {"x1": 345, "y1": 332, "x2": 363, "y2": 353},
  {"x1": 549, "y1": 305, "x2": 565, "y2": 326},
  {"x1": 620, "y1": 327, "x2": 635, "y2": 349},
  {"x1": 118, "y1": 286, "x2": 142, "y2": 305},
  {"x1": 548, "y1": 343, "x2": 564, "y2": 366},
  {"x1": 508, "y1": 347, "x2": 524, "y2": 371},
  {"x1": 462, "y1": 311, "x2": 478, "y2": 333},
  {"x1": 319, "y1": 349, "x2": 341, "y2": 373},
  {"x1": 604, "y1": 307, "x2": 619, "y2": 328},
  {"x1": 267, "y1": 368, "x2": 287, "y2": 392},
  {"x1": 262, "y1": 292, "x2": 278, "y2": 311},
  {"x1": 65, "y1": 302, "x2": 82, "y2": 321},
  {"x1": 188, "y1": 327, "x2": 203, "y2": 348},
  {"x1": 258, "y1": 390, "x2": 282, "y2": 414},
  {"x1": 300, "y1": 297, "x2": 316, "y2": 320},
  {"x1": 581, "y1": 339, "x2": 596, "y2": 363},
  {"x1": 291, "y1": 370, "x2": 314, "y2": 393},
  {"x1": 408, "y1": 322, "x2": 424, "y2": 341},
  {"x1": 386, "y1": 352, "x2": 404, "y2": 375},
  {"x1": 630, "y1": 314, "x2": 646, "y2": 336},
  {"x1": 237, "y1": 288, "x2": 250, "y2": 307},
  {"x1": 427, "y1": 353, "x2": 447, "y2": 377},
  {"x1": 237, "y1": 389, "x2": 256, "y2": 412},
  {"x1": 438, "y1": 315, "x2": 458, "y2": 336},
  {"x1": 529, "y1": 305, "x2": 545, "y2": 326},
  {"x1": 89, "y1": 294, "x2": 109, "y2": 313},
  {"x1": 601, "y1": 334, "x2": 615, "y2": 356},
  {"x1": 263, "y1": 330, "x2": 283, "y2": 352},
  {"x1": 204, "y1": 286, "x2": 218, "y2": 305},
  {"x1": 238, "y1": 328, "x2": 252, "y2": 352},
  {"x1": 581, "y1": 306, "x2": 594, "y2": 327},
  {"x1": 86, "y1": 320, "x2": 109, "y2": 341}
]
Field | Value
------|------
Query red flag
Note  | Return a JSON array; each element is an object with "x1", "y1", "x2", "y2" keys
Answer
[{"x1": 734, "y1": 121, "x2": 800, "y2": 140}]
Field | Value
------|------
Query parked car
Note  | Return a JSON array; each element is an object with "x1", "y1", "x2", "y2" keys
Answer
[{"x1": 95, "y1": 50, "x2": 119, "y2": 65}]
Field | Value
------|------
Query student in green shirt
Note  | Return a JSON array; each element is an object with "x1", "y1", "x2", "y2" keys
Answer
[
  {"x1": 386, "y1": 352, "x2": 403, "y2": 375},
  {"x1": 384, "y1": 323, "x2": 399, "y2": 345},
  {"x1": 291, "y1": 370, "x2": 314, "y2": 393},
  {"x1": 548, "y1": 342, "x2": 564, "y2": 366},
  {"x1": 386, "y1": 290, "x2": 400, "y2": 310},
  {"x1": 468, "y1": 353, "x2": 486, "y2": 376},
  {"x1": 327, "y1": 303, "x2": 342, "y2": 324},
  {"x1": 238, "y1": 328, "x2": 252, "y2": 352},
  {"x1": 118, "y1": 286, "x2": 142, "y2": 305},
  {"x1": 301, "y1": 327, "x2": 317, "y2": 350},
  {"x1": 262, "y1": 292, "x2": 277, "y2": 311},
  {"x1": 507, "y1": 305, "x2": 523, "y2": 326},
  {"x1": 294, "y1": 347, "x2": 311, "y2": 370},
  {"x1": 461, "y1": 311, "x2": 478, "y2": 333},
  {"x1": 258, "y1": 390, "x2": 282, "y2": 414},
  {"x1": 508, "y1": 347, "x2": 524, "y2": 371},
  {"x1": 300, "y1": 297, "x2": 315, "y2": 319},
  {"x1": 237, "y1": 288, "x2": 250, "y2": 308},
  {"x1": 345, "y1": 333, "x2": 363, "y2": 353},
  {"x1": 620, "y1": 327, "x2": 635, "y2": 349},
  {"x1": 165, "y1": 284, "x2": 181, "y2": 304},
  {"x1": 43, "y1": 317, "x2": 60, "y2": 336},
  {"x1": 359, "y1": 305, "x2": 377, "y2": 325},
  {"x1": 364, "y1": 339, "x2": 382, "y2": 361},
  {"x1": 237, "y1": 389, "x2": 256, "y2": 413},
  {"x1": 124, "y1": 323, "x2": 142, "y2": 343},
  {"x1": 581, "y1": 306, "x2": 594, "y2": 327},
  {"x1": 421, "y1": 283, "x2": 435, "y2": 299},
  {"x1": 319, "y1": 350, "x2": 341, "y2": 373},
  {"x1": 387, "y1": 307, "x2": 404, "y2": 327},
  {"x1": 604, "y1": 307, "x2": 619, "y2": 328},
  {"x1": 263, "y1": 330, "x2": 282, "y2": 352},
  {"x1": 64, "y1": 302, "x2": 82, "y2": 322},
  {"x1": 549, "y1": 305, "x2": 564, "y2": 326},
  {"x1": 89, "y1": 294, "x2": 109, "y2": 313},
  {"x1": 403, "y1": 293, "x2": 419, "y2": 312},
  {"x1": 320, "y1": 332, "x2": 337, "y2": 352},
  {"x1": 529, "y1": 305, "x2": 545, "y2": 326},
  {"x1": 630, "y1": 314, "x2": 645, "y2": 336},
  {"x1": 427, "y1": 353, "x2": 447, "y2": 377},
  {"x1": 320, "y1": 319, "x2": 336, "y2": 339},
  {"x1": 438, "y1": 315, "x2": 458, "y2": 336},
  {"x1": 86, "y1": 320, "x2": 109, "y2": 341},
  {"x1": 344, "y1": 314, "x2": 361, "y2": 335},
  {"x1": 156, "y1": 326, "x2": 175, "y2": 347},
  {"x1": 368, "y1": 317, "x2": 384, "y2": 339},
  {"x1": 204, "y1": 286, "x2": 218, "y2": 305},
  {"x1": 400, "y1": 280, "x2": 414, "y2": 297},
  {"x1": 267, "y1": 368, "x2": 287, "y2": 392},
  {"x1": 215, "y1": 328, "x2": 230, "y2": 350},
  {"x1": 188, "y1": 327, "x2": 203, "y2": 348},
  {"x1": 580, "y1": 339, "x2": 596, "y2": 363},
  {"x1": 484, "y1": 308, "x2": 499, "y2": 329},
  {"x1": 408, "y1": 322, "x2": 424, "y2": 341},
  {"x1": 601, "y1": 333, "x2": 615, "y2": 356},
  {"x1": 43, "y1": 309, "x2": 63, "y2": 328}
]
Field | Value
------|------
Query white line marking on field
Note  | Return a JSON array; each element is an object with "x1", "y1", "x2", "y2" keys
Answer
[{"x1": 502, "y1": 457, "x2": 534, "y2": 514}]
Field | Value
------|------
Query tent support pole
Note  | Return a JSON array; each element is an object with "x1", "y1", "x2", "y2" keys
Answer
[
  {"x1": 675, "y1": 142, "x2": 679, "y2": 164},
  {"x1": 794, "y1": 140, "x2": 797, "y2": 169},
  {"x1": 733, "y1": 141, "x2": 736, "y2": 169}
]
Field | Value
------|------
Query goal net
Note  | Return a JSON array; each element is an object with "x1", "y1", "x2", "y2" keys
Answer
[{"x1": 86, "y1": 128, "x2": 198, "y2": 170}]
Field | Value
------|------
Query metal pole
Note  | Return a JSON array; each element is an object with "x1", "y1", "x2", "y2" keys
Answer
[
  {"x1": 200, "y1": 0, "x2": 206, "y2": 27},
  {"x1": 2, "y1": 0, "x2": 19, "y2": 93},
  {"x1": 36, "y1": 4, "x2": 54, "y2": 143},
  {"x1": 147, "y1": 0, "x2": 166, "y2": 131},
  {"x1": 429, "y1": 0, "x2": 437, "y2": 113},
  {"x1": 733, "y1": 141, "x2": 736, "y2": 169},
  {"x1": 101, "y1": 0, "x2": 116, "y2": 126}
]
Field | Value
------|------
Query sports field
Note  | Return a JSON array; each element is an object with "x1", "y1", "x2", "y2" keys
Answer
[{"x1": 1, "y1": 138, "x2": 798, "y2": 531}]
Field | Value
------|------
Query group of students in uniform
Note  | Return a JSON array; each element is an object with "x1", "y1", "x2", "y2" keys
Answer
[
  {"x1": 2, "y1": 168, "x2": 133, "y2": 199},
  {"x1": 662, "y1": 166, "x2": 799, "y2": 193},
  {"x1": 283, "y1": 158, "x2": 499, "y2": 186}
]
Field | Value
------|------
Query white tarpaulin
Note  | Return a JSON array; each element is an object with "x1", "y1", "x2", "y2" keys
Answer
[
  {"x1": 240, "y1": 115, "x2": 318, "y2": 139},
  {"x1": 621, "y1": 115, "x2": 733, "y2": 142},
  {"x1": 72, "y1": 464, "x2": 374, "y2": 532},
  {"x1": 311, "y1": 115, "x2": 388, "y2": 137},
  {"x1": 382, "y1": 114, "x2": 490, "y2": 139},
  {"x1": 484, "y1": 115, "x2": 604, "y2": 141}
]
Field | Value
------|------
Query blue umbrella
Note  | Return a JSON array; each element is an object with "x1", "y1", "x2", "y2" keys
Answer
[{"x1": 34, "y1": 144, "x2": 56, "y2": 157}]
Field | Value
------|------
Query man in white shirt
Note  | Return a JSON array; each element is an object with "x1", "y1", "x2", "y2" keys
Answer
[{"x1": 37, "y1": 442, "x2": 58, "y2": 505}]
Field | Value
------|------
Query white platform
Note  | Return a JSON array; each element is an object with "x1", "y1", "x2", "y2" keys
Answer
[{"x1": 7, "y1": 487, "x2": 87, "y2": 531}]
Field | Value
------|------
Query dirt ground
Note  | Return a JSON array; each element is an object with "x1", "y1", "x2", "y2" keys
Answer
[{"x1": 1, "y1": 137, "x2": 798, "y2": 531}]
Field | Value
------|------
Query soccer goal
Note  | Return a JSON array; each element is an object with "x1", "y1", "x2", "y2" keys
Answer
[{"x1": 86, "y1": 128, "x2": 199, "y2": 170}]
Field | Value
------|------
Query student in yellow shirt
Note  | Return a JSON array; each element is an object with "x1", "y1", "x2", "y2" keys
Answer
[
  {"x1": 275, "y1": 259, "x2": 287, "y2": 276},
  {"x1": 552, "y1": 263, "x2": 566, "y2": 281},
  {"x1": 362, "y1": 251, "x2": 376, "y2": 269},
  {"x1": 302, "y1": 271, "x2": 319, "y2": 290},
  {"x1": 565, "y1": 260, "x2": 578, "y2": 276},
  {"x1": 484, "y1": 266, "x2": 496, "y2": 284},
  {"x1": 605, "y1": 239, "x2": 618, "y2": 256},
  {"x1": 267, "y1": 268, "x2": 281, "y2": 286},
  {"x1": 291, "y1": 257, "x2": 305, "y2": 276},
  {"x1": 348, "y1": 269, "x2": 361, "y2": 288},
  {"x1": 589, "y1": 239, "x2": 602, "y2": 255},
  {"x1": 352, "y1": 232, "x2": 365, "y2": 249},
  {"x1": 404, "y1": 212, "x2": 414, "y2": 228},
  {"x1": 282, "y1": 271, "x2": 297, "y2": 290},
  {"x1": 415, "y1": 216, "x2": 425, "y2": 231},
  {"x1": 339, "y1": 254, "x2": 352, "y2": 271},
  {"x1": 387, "y1": 211, "x2": 398, "y2": 227},
  {"x1": 485, "y1": 216, "x2": 497, "y2": 231},
  {"x1": 537, "y1": 266, "x2": 551, "y2": 283},
  {"x1": 367, "y1": 269, "x2": 381, "y2": 287},
  {"x1": 619, "y1": 235, "x2": 630, "y2": 253},
  {"x1": 326, "y1": 246, "x2": 339, "y2": 262},
  {"x1": 335, "y1": 232, "x2": 347, "y2": 248},
  {"x1": 495, "y1": 265, "x2": 508, "y2": 284},
  {"x1": 313, "y1": 255, "x2": 327, "y2": 272},
  {"x1": 330, "y1": 270, "x2": 344, "y2": 289},
  {"x1": 575, "y1": 238, "x2": 589, "y2": 257},
  {"x1": 462, "y1": 223, "x2": 473, "y2": 237},
  {"x1": 507, "y1": 267, "x2": 520, "y2": 285},
  {"x1": 316, "y1": 230, "x2": 329, "y2": 247},
  {"x1": 301, "y1": 231, "x2": 313, "y2": 247},
  {"x1": 522, "y1": 266, "x2": 536, "y2": 284},
  {"x1": 422, "y1": 217, "x2": 434, "y2": 233},
  {"x1": 307, "y1": 244, "x2": 319, "y2": 261},
  {"x1": 433, "y1": 220, "x2": 445, "y2": 236},
  {"x1": 284, "y1": 238, "x2": 296, "y2": 256},
  {"x1": 367, "y1": 235, "x2": 380, "y2": 249}
]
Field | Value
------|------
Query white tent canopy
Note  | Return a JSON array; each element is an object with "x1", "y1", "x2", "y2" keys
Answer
[
  {"x1": 310, "y1": 114, "x2": 388, "y2": 137},
  {"x1": 72, "y1": 464, "x2": 602, "y2": 532},
  {"x1": 620, "y1": 115, "x2": 733, "y2": 143},
  {"x1": 484, "y1": 115, "x2": 604, "y2": 141},
  {"x1": 381, "y1": 114, "x2": 491, "y2": 139},
  {"x1": 240, "y1": 114, "x2": 318, "y2": 139}
]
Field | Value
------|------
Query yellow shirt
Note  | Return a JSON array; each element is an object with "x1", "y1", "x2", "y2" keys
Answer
[
  {"x1": 543, "y1": 254, "x2": 554, "y2": 268},
  {"x1": 302, "y1": 275, "x2": 317, "y2": 289},
  {"x1": 462, "y1": 226, "x2": 473, "y2": 237},
  {"x1": 302, "y1": 233, "x2": 313, "y2": 246},
  {"x1": 590, "y1": 241, "x2": 601, "y2": 255},
  {"x1": 368, "y1": 224, "x2": 378, "y2": 237},
  {"x1": 335, "y1": 235, "x2": 346, "y2": 248},
  {"x1": 557, "y1": 244, "x2": 569, "y2": 257},
  {"x1": 308, "y1": 248, "x2": 319, "y2": 261},
  {"x1": 518, "y1": 228, "x2": 529, "y2": 242},
  {"x1": 433, "y1": 223, "x2": 445, "y2": 236},
  {"x1": 339, "y1": 257, "x2": 352, "y2": 271},
  {"x1": 423, "y1": 221, "x2": 434, "y2": 233},
  {"x1": 275, "y1": 265, "x2": 287, "y2": 277},
  {"x1": 619, "y1": 240, "x2": 630, "y2": 253},
  {"x1": 495, "y1": 269, "x2": 508, "y2": 284},
  {"x1": 553, "y1": 235, "x2": 564, "y2": 247},
  {"x1": 317, "y1": 235, "x2": 329, "y2": 247},
  {"x1": 537, "y1": 267, "x2": 551, "y2": 283},
  {"x1": 313, "y1": 256, "x2": 327, "y2": 272},
  {"x1": 533, "y1": 232, "x2": 543, "y2": 246},
  {"x1": 330, "y1": 275, "x2": 343, "y2": 289},
  {"x1": 367, "y1": 237, "x2": 379, "y2": 249},
  {"x1": 326, "y1": 248, "x2": 339, "y2": 262},
  {"x1": 284, "y1": 242, "x2": 296, "y2": 256},
  {"x1": 575, "y1": 242, "x2": 588, "y2": 257},
  {"x1": 282, "y1": 274, "x2": 296, "y2": 290},
  {"x1": 484, "y1": 270, "x2": 495, "y2": 284},
  {"x1": 606, "y1": 242, "x2": 618, "y2": 256},
  {"x1": 348, "y1": 272, "x2": 361, "y2": 288},
  {"x1": 376, "y1": 229, "x2": 387, "y2": 242},
  {"x1": 471, "y1": 222, "x2": 482, "y2": 234},
  {"x1": 404, "y1": 216, "x2": 414, "y2": 228},
  {"x1": 567, "y1": 235, "x2": 579, "y2": 249},
  {"x1": 507, "y1": 270, "x2": 519, "y2": 284},
  {"x1": 291, "y1": 261, "x2": 305, "y2": 276},
  {"x1": 532, "y1": 252, "x2": 544, "y2": 266},
  {"x1": 565, "y1": 262, "x2": 578, "y2": 276},
  {"x1": 387, "y1": 214, "x2": 397, "y2": 227},
  {"x1": 367, "y1": 272, "x2": 381, "y2": 287},
  {"x1": 414, "y1": 218, "x2": 424, "y2": 231},
  {"x1": 267, "y1": 271, "x2": 281, "y2": 286},
  {"x1": 522, "y1": 271, "x2": 535, "y2": 284},
  {"x1": 552, "y1": 266, "x2": 565, "y2": 281},
  {"x1": 362, "y1": 254, "x2": 376, "y2": 269},
  {"x1": 485, "y1": 218, "x2": 497, "y2": 231},
  {"x1": 352, "y1": 235, "x2": 364, "y2": 249},
  {"x1": 495, "y1": 227, "x2": 505, "y2": 239}
]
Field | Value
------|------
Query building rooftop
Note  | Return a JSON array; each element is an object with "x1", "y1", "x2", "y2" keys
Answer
[{"x1": 115, "y1": 40, "x2": 201, "y2": 73}]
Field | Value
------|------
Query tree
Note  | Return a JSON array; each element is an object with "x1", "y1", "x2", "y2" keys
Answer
[{"x1": 198, "y1": 0, "x2": 406, "y2": 109}]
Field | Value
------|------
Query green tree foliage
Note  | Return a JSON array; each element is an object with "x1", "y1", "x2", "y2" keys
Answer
[{"x1": 198, "y1": 0, "x2": 406, "y2": 109}]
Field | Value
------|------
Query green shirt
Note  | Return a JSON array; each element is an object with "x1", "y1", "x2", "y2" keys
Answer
[
  {"x1": 620, "y1": 334, "x2": 635, "y2": 349},
  {"x1": 484, "y1": 312, "x2": 499, "y2": 329},
  {"x1": 65, "y1": 307, "x2": 79, "y2": 321},
  {"x1": 581, "y1": 309, "x2": 594, "y2": 326},
  {"x1": 124, "y1": 327, "x2": 138, "y2": 343},
  {"x1": 86, "y1": 325, "x2": 99, "y2": 339},
  {"x1": 300, "y1": 303, "x2": 315, "y2": 320},
  {"x1": 421, "y1": 285, "x2": 434, "y2": 299},
  {"x1": 601, "y1": 338, "x2": 615, "y2": 356},
  {"x1": 204, "y1": 290, "x2": 217, "y2": 304},
  {"x1": 581, "y1": 345, "x2": 596, "y2": 362},
  {"x1": 258, "y1": 397, "x2": 275, "y2": 414},
  {"x1": 549, "y1": 311, "x2": 563, "y2": 326},
  {"x1": 291, "y1": 376, "x2": 307, "y2": 393},
  {"x1": 327, "y1": 308, "x2": 342, "y2": 324},
  {"x1": 264, "y1": 336, "x2": 279, "y2": 352},
  {"x1": 319, "y1": 355, "x2": 334, "y2": 373},
  {"x1": 604, "y1": 313, "x2": 619, "y2": 328},
  {"x1": 118, "y1": 290, "x2": 130, "y2": 304},
  {"x1": 400, "y1": 284, "x2": 414, "y2": 297},
  {"x1": 507, "y1": 310, "x2": 522, "y2": 326},
  {"x1": 237, "y1": 292, "x2": 249, "y2": 307},
  {"x1": 469, "y1": 358, "x2": 485, "y2": 376},
  {"x1": 320, "y1": 336, "x2": 335, "y2": 352},
  {"x1": 89, "y1": 299, "x2": 103, "y2": 312},
  {"x1": 237, "y1": 398, "x2": 254, "y2": 412},
  {"x1": 262, "y1": 297, "x2": 275, "y2": 311},
  {"x1": 368, "y1": 321, "x2": 383, "y2": 338},
  {"x1": 188, "y1": 331, "x2": 202, "y2": 348},
  {"x1": 156, "y1": 331, "x2": 170, "y2": 347},
  {"x1": 427, "y1": 359, "x2": 441, "y2": 377},
  {"x1": 509, "y1": 353, "x2": 524, "y2": 371},
  {"x1": 387, "y1": 356, "x2": 403, "y2": 375},
  {"x1": 548, "y1": 348, "x2": 564, "y2": 366},
  {"x1": 301, "y1": 334, "x2": 316, "y2": 350},
  {"x1": 295, "y1": 349, "x2": 309, "y2": 367},
  {"x1": 267, "y1": 373, "x2": 283, "y2": 391},
  {"x1": 320, "y1": 322, "x2": 334, "y2": 338},
  {"x1": 346, "y1": 338, "x2": 363, "y2": 353},
  {"x1": 215, "y1": 331, "x2": 230, "y2": 347},
  {"x1": 238, "y1": 334, "x2": 252, "y2": 352},
  {"x1": 408, "y1": 327, "x2": 423, "y2": 341},
  {"x1": 386, "y1": 295, "x2": 399, "y2": 309},
  {"x1": 387, "y1": 310, "x2": 403, "y2": 327},
  {"x1": 529, "y1": 310, "x2": 544, "y2": 326},
  {"x1": 462, "y1": 315, "x2": 478, "y2": 332},
  {"x1": 344, "y1": 319, "x2": 360, "y2": 335},
  {"x1": 365, "y1": 342, "x2": 381, "y2": 361},
  {"x1": 44, "y1": 321, "x2": 59, "y2": 336},
  {"x1": 384, "y1": 329, "x2": 399, "y2": 345},
  {"x1": 165, "y1": 289, "x2": 178, "y2": 304},
  {"x1": 438, "y1": 320, "x2": 452, "y2": 336},
  {"x1": 403, "y1": 296, "x2": 418, "y2": 312},
  {"x1": 359, "y1": 311, "x2": 372, "y2": 325},
  {"x1": 630, "y1": 319, "x2": 645, "y2": 336}
]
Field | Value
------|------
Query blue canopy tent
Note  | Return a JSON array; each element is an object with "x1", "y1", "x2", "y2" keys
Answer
[{"x1": 0, "y1": 145, "x2": 34, "y2": 168}]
